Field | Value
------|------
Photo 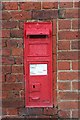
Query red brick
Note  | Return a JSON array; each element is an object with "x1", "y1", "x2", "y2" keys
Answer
[
  {"x1": 52, "y1": 36, "x2": 57, "y2": 54},
  {"x1": 74, "y1": 2, "x2": 80, "y2": 8},
  {"x1": 72, "y1": 20, "x2": 80, "y2": 29},
  {"x1": 2, "y1": 90, "x2": 21, "y2": 100},
  {"x1": 72, "y1": 61, "x2": 80, "y2": 70},
  {"x1": 16, "y1": 39, "x2": 23, "y2": 47},
  {"x1": 2, "y1": 2, "x2": 18, "y2": 10},
  {"x1": 2, "y1": 65, "x2": 11, "y2": 74},
  {"x1": 53, "y1": 19, "x2": 57, "y2": 36},
  {"x1": 0, "y1": 49, "x2": 2, "y2": 56},
  {"x1": 2, "y1": 39, "x2": 7, "y2": 47},
  {"x1": 10, "y1": 29, "x2": 23, "y2": 38},
  {"x1": 15, "y1": 57, "x2": 23, "y2": 65},
  {"x1": 58, "y1": 31, "x2": 79, "y2": 40},
  {"x1": 2, "y1": 21, "x2": 19, "y2": 29},
  {"x1": 2, "y1": 99, "x2": 24, "y2": 108},
  {"x1": 58, "y1": 101, "x2": 79, "y2": 109},
  {"x1": 71, "y1": 41, "x2": 80, "y2": 49},
  {"x1": 58, "y1": 110, "x2": 70, "y2": 118},
  {"x1": 2, "y1": 57, "x2": 14, "y2": 65},
  {"x1": 2, "y1": 74, "x2": 5, "y2": 82},
  {"x1": 53, "y1": 54, "x2": 57, "y2": 72},
  {"x1": 59, "y1": 2, "x2": 73, "y2": 8},
  {"x1": 19, "y1": 22, "x2": 24, "y2": 29},
  {"x1": 58, "y1": 20, "x2": 71, "y2": 30},
  {"x1": 58, "y1": 82, "x2": 71, "y2": 90},
  {"x1": 2, "y1": 11, "x2": 11, "y2": 20},
  {"x1": 0, "y1": 30, "x2": 2, "y2": 38},
  {"x1": 10, "y1": 11, "x2": 31, "y2": 20},
  {"x1": 58, "y1": 62, "x2": 70, "y2": 70},
  {"x1": 42, "y1": 2, "x2": 58, "y2": 9},
  {"x1": 2, "y1": 83, "x2": 24, "y2": 91},
  {"x1": 53, "y1": 72, "x2": 57, "y2": 106},
  {"x1": 72, "y1": 110, "x2": 80, "y2": 118},
  {"x1": 6, "y1": 74, "x2": 16, "y2": 82},
  {"x1": 6, "y1": 40, "x2": 17, "y2": 48},
  {"x1": 0, "y1": 21, "x2": 2, "y2": 29},
  {"x1": 58, "y1": 51, "x2": 79, "y2": 60},
  {"x1": 2, "y1": 108, "x2": 7, "y2": 115},
  {"x1": 0, "y1": 39, "x2": 1, "y2": 47},
  {"x1": 44, "y1": 108, "x2": 58, "y2": 115},
  {"x1": 7, "y1": 39, "x2": 23, "y2": 48},
  {"x1": 2, "y1": 49, "x2": 11, "y2": 56},
  {"x1": 6, "y1": 108, "x2": 18, "y2": 115},
  {"x1": 14, "y1": 74, "x2": 23, "y2": 82},
  {"x1": 9, "y1": 90, "x2": 20, "y2": 99},
  {"x1": 2, "y1": 30, "x2": 10, "y2": 38},
  {"x1": 58, "y1": 72, "x2": 78, "y2": 80},
  {"x1": 12, "y1": 48, "x2": 23, "y2": 56},
  {"x1": 72, "y1": 81, "x2": 80, "y2": 90},
  {"x1": 2, "y1": 91, "x2": 9, "y2": 99},
  {"x1": 58, "y1": 41, "x2": 70, "y2": 50},
  {"x1": 65, "y1": 9, "x2": 79, "y2": 18},
  {"x1": 12, "y1": 65, "x2": 23, "y2": 73},
  {"x1": 20, "y1": 2, "x2": 41, "y2": 10},
  {"x1": 58, "y1": 92, "x2": 79, "y2": 100},
  {"x1": 32, "y1": 10, "x2": 58, "y2": 19}
]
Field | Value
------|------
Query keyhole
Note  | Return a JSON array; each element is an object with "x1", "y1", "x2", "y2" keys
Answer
[{"x1": 33, "y1": 85, "x2": 35, "y2": 88}]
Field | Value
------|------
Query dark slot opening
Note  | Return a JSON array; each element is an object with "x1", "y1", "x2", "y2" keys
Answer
[
  {"x1": 33, "y1": 85, "x2": 35, "y2": 88},
  {"x1": 27, "y1": 34, "x2": 48, "y2": 39}
]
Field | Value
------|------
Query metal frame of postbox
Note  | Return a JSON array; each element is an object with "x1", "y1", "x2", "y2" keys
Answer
[{"x1": 24, "y1": 22, "x2": 53, "y2": 107}]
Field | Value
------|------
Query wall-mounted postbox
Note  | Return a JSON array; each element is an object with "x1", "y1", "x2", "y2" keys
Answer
[{"x1": 24, "y1": 22, "x2": 53, "y2": 107}]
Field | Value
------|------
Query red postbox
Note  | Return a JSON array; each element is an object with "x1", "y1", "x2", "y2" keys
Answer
[{"x1": 24, "y1": 22, "x2": 53, "y2": 107}]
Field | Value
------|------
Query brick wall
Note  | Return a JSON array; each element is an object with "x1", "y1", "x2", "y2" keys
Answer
[{"x1": 1, "y1": 1, "x2": 80, "y2": 119}]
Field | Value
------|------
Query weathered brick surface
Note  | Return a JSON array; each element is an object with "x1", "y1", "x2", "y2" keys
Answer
[
  {"x1": 58, "y1": 41, "x2": 70, "y2": 50},
  {"x1": 58, "y1": 101, "x2": 79, "y2": 109},
  {"x1": 2, "y1": 2, "x2": 18, "y2": 10},
  {"x1": 2, "y1": 21, "x2": 19, "y2": 29},
  {"x1": 32, "y1": 10, "x2": 58, "y2": 20},
  {"x1": 58, "y1": 72, "x2": 79, "y2": 80},
  {"x1": 58, "y1": 92, "x2": 79, "y2": 100},
  {"x1": 59, "y1": 2, "x2": 73, "y2": 8},
  {"x1": 58, "y1": 20, "x2": 71, "y2": 30},
  {"x1": 58, "y1": 62, "x2": 70, "y2": 70},
  {"x1": 58, "y1": 51, "x2": 79, "y2": 60},
  {"x1": 59, "y1": 31, "x2": 79, "y2": 40},
  {"x1": 19, "y1": 2, "x2": 41, "y2": 10},
  {"x1": 42, "y1": 2, "x2": 58, "y2": 9},
  {"x1": 58, "y1": 82, "x2": 71, "y2": 90},
  {"x1": 2, "y1": 1, "x2": 80, "y2": 119}
]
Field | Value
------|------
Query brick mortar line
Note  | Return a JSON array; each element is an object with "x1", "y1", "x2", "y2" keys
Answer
[
  {"x1": 58, "y1": 50, "x2": 80, "y2": 51},
  {"x1": 58, "y1": 100, "x2": 80, "y2": 102},
  {"x1": 2, "y1": 28, "x2": 20, "y2": 30},
  {"x1": 57, "y1": 18, "x2": 58, "y2": 94},
  {"x1": 71, "y1": 19, "x2": 73, "y2": 30},
  {"x1": 70, "y1": 40, "x2": 72, "y2": 51},
  {"x1": 58, "y1": 60, "x2": 80, "y2": 62},
  {"x1": 58, "y1": 7, "x2": 80, "y2": 10},
  {"x1": 57, "y1": 80, "x2": 80, "y2": 82},
  {"x1": 57, "y1": 79, "x2": 80, "y2": 82},
  {"x1": 58, "y1": 90, "x2": 79, "y2": 92},
  {"x1": 58, "y1": 39, "x2": 80, "y2": 41},
  {"x1": 2, "y1": 38, "x2": 23, "y2": 40},
  {"x1": 2, "y1": 82, "x2": 24, "y2": 84},
  {"x1": 70, "y1": 60, "x2": 72, "y2": 70},
  {"x1": 58, "y1": 70, "x2": 80, "y2": 72},
  {"x1": 57, "y1": 91, "x2": 79, "y2": 93},
  {"x1": 59, "y1": 29, "x2": 80, "y2": 32}
]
